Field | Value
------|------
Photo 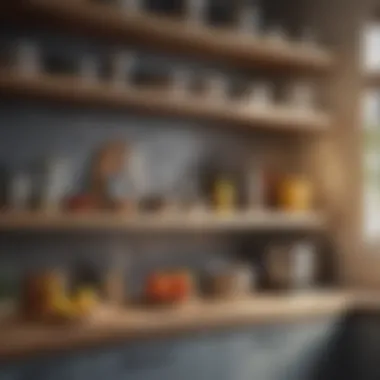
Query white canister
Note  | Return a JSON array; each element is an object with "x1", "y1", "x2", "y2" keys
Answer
[
  {"x1": 292, "y1": 242, "x2": 317, "y2": 289},
  {"x1": 246, "y1": 82, "x2": 274, "y2": 108},
  {"x1": 41, "y1": 158, "x2": 72, "y2": 212}
]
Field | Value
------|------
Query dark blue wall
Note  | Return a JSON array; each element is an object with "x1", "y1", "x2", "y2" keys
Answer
[{"x1": 0, "y1": 25, "x2": 305, "y2": 298}]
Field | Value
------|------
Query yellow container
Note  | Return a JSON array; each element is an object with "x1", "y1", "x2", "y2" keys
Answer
[
  {"x1": 214, "y1": 179, "x2": 236, "y2": 212},
  {"x1": 278, "y1": 177, "x2": 313, "y2": 211}
]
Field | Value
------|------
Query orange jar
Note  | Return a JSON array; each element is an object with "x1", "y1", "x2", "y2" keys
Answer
[{"x1": 277, "y1": 176, "x2": 313, "y2": 211}]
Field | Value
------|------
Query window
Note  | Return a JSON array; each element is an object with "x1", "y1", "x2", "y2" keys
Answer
[{"x1": 362, "y1": 21, "x2": 380, "y2": 240}]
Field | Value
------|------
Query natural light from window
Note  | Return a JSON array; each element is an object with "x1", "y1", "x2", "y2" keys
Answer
[{"x1": 363, "y1": 22, "x2": 380, "y2": 240}]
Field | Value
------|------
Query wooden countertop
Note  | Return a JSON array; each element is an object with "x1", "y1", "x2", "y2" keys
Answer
[
  {"x1": 349, "y1": 291, "x2": 380, "y2": 310},
  {"x1": 0, "y1": 292, "x2": 351, "y2": 360}
]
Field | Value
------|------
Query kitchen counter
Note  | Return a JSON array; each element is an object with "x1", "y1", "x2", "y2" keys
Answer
[{"x1": 0, "y1": 292, "x2": 351, "y2": 360}]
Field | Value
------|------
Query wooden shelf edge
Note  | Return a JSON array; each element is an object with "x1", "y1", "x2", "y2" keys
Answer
[
  {"x1": 24, "y1": 0, "x2": 334, "y2": 73},
  {"x1": 0, "y1": 70, "x2": 331, "y2": 132},
  {"x1": 0, "y1": 211, "x2": 327, "y2": 232},
  {"x1": 0, "y1": 292, "x2": 350, "y2": 360}
]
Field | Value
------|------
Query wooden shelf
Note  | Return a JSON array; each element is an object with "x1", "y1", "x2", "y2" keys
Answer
[
  {"x1": 15, "y1": 0, "x2": 334, "y2": 73},
  {"x1": 0, "y1": 211, "x2": 326, "y2": 232},
  {"x1": 0, "y1": 292, "x2": 350, "y2": 359},
  {"x1": 0, "y1": 70, "x2": 331, "y2": 132}
]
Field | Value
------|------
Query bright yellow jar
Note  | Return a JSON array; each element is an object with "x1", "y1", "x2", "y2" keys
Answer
[
  {"x1": 214, "y1": 179, "x2": 236, "y2": 213},
  {"x1": 278, "y1": 177, "x2": 313, "y2": 211}
]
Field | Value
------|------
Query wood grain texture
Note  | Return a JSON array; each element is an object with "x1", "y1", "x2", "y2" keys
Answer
[
  {"x1": 21, "y1": 0, "x2": 334, "y2": 73},
  {"x1": 0, "y1": 70, "x2": 331, "y2": 132},
  {"x1": 0, "y1": 292, "x2": 350, "y2": 360},
  {"x1": 299, "y1": 0, "x2": 373, "y2": 286},
  {"x1": 0, "y1": 211, "x2": 326, "y2": 232}
]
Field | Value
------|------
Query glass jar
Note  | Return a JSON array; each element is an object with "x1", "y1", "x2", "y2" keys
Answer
[{"x1": 277, "y1": 176, "x2": 314, "y2": 211}]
